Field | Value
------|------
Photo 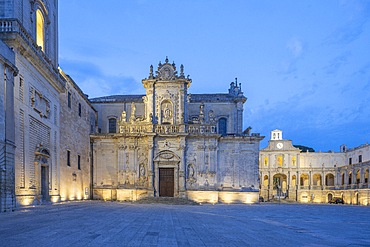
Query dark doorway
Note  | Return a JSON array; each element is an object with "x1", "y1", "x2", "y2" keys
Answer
[
  {"x1": 159, "y1": 168, "x2": 174, "y2": 197},
  {"x1": 41, "y1": 166, "x2": 49, "y2": 201},
  {"x1": 328, "y1": 193, "x2": 333, "y2": 202}
]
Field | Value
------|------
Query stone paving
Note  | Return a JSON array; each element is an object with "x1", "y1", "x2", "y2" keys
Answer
[{"x1": 0, "y1": 201, "x2": 369, "y2": 246}]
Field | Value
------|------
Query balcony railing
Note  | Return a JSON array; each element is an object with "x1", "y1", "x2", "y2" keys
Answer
[
  {"x1": 0, "y1": 18, "x2": 63, "y2": 88},
  {"x1": 187, "y1": 124, "x2": 217, "y2": 134}
]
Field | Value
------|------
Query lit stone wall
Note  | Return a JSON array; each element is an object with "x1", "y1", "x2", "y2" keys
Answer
[
  {"x1": 12, "y1": 49, "x2": 62, "y2": 206},
  {"x1": 59, "y1": 71, "x2": 96, "y2": 202},
  {"x1": 0, "y1": 40, "x2": 17, "y2": 212}
]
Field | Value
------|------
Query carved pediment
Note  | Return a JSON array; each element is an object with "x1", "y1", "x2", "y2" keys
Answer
[{"x1": 154, "y1": 150, "x2": 180, "y2": 162}]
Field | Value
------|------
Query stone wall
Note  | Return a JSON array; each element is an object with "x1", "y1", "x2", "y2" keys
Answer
[
  {"x1": 59, "y1": 71, "x2": 96, "y2": 201},
  {"x1": 0, "y1": 40, "x2": 17, "y2": 212}
]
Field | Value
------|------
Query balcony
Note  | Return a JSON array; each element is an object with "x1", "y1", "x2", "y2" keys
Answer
[
  {"x1": 187, "y1": 124, "x2": 217, "y2": 135},
  {"x1": 0, "y1": 18, "x2": 64, "y2": 90}
]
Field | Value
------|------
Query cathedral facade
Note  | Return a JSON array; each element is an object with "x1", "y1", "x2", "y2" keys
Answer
[{"x1": 90, "y1": 59, "x2": 263, "y2": 203}]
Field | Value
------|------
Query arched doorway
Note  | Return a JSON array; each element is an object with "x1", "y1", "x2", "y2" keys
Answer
[
  {"x1": 153, "y1": 150, "x2": 181, "y2": 197},
  {"x1": 327, "y1": 193, "x2": 333, "y2": 202},
  {"x1": 273, "y1": 174, "x2": 287, "y2": 198},
  {"x1": 34, "y1": 145, "x2": 51, "y2": 202},
  {"x1": 355, "y1": 193, "x2": 359, "y2": 205}
]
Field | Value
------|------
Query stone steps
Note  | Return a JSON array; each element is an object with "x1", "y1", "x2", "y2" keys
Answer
[{"x1": 134, "y1": 197, "x2": 200, "y2": 205}]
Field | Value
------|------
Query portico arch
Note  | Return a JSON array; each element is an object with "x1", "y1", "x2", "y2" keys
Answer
[
  {"x1": 300, "y1": 173, "x2": 309, "y2": 187},
  {"x1": 325, "y1": 173, "x2": 334, "y2": 186},
  {"x1": 312, "y1": 173, "x2": 322, "y2": 186}
]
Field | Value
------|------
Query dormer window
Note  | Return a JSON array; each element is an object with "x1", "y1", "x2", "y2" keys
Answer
[{"x1": 36, "y1": 9, "x2": 45, "y2": 51}]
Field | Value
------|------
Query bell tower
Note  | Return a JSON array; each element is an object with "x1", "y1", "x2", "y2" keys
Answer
[
  {"x1": 271, "y1": 129, "x2": 283, "y2": 140},
  {"x1": 142, "y1": 57, "x2": 192, "y2": 125}
]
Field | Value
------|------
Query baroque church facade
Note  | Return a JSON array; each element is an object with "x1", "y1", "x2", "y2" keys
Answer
[{"x1": 90, "y1": 59, "x2": 263, "y2": 203}]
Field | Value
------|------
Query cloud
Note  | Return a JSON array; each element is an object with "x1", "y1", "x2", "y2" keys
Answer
[
  {"x1": 287, "y1": 38, "x2": 304, "y2": 58},
  {"x1": 322, "y1": 52, "x2": 351, "y2": 74},
  {"x1": 325, "y1": 1, "x2": 370, "y2": 44},
  {"x1": 59, "y1": 58, "x2": 143, "y2": 98}
]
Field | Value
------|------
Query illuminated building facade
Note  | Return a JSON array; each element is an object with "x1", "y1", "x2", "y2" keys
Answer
[
  {"x1": 260, "y1": 130, "x2": 370, "y2": 205},
  {"x1": 90, "y1": 59, "x2": 263, "y2": 203},
  {"x1": 0, "y1": 0, "x2": 96, "y2": 211}
]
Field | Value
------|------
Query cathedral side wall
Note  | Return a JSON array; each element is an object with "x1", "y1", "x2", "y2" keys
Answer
[
  {"x1": 218, "y1": 138, "x2": 259, "y2": 191},
  {"x1": 59, "y1": 75, "x2": 95, "y2": 201}
]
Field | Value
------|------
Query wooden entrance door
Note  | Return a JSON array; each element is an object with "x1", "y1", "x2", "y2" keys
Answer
[
  {"x1": 159, "y1": 168, "x2": 174, "y2": 197},
  {"x1": 41, "y1": 166, "x2": 49, "y2": 201}
]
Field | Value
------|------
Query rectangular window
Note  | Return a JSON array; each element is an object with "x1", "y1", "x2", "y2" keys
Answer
[
  {"x1": 67, "y1": 150, "x2": 71, "y2": 166},
  {"x1": 78, "y1": 103, "x2": 81, "y2": 117},
  {"x1": 359, "y1": 155, "x2": 362, "y2": 163},
  {"x1": 19, "y1": 77, "x2": 24, "y2": 102},
  {"x1": 78, "y1": 155, "x2": 81, "y2": 170},
  {"x1": 68, "y1": 92, "x2": 71, "y2": 108},
  {"x1": 108, "y1": 118, "x2": 117, "y2": 133},
  {"x1": 349, "y1": 158, "x2": 352, "y2": 165}
]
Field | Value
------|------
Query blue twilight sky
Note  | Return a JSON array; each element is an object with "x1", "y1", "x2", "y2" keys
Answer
[{"x1": 58, "y1": 0, "x2": 370, "y2": 152}]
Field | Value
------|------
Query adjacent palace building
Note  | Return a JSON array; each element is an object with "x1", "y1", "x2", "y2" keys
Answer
[
  {"x1": 260, "y1": 130, "x2": 370, "y2": 205},
  {"x1": 0, "y1": 0, "x2": 369, "y2": 212}
]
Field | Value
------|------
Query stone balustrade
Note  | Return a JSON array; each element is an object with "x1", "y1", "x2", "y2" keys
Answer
[{"x1": 0, "y1": 18, "x2": 62, "y2": 82}]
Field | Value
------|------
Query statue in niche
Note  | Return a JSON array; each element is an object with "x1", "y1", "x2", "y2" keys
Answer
[
  {"x1": 187, "y1": 164, "x2": 197, "y2": 185},
  {"x1": 139, "y1": 164, "x2": 145, "y2": 177},
  {"x1": 164, "y1": 104, "x2": 172, "y2": 119},
  {"x1": 162, "y1": 102, "x2": 172, "y2": 123},
  {"x1": 120, "y1": 111, "x2": 126, "y2": 123},
  {"x1": 130, "y1": 102, "x2": 136, "y2": 122},
  {"x1": 199, "y1": 104, "x2": 205, "y2": 124},
  {"x1": 208, "y1": 110, "x2": 216, "y2": 124}
]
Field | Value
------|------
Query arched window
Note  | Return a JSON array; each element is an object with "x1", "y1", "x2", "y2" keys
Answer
[
  {"x1": 218, "y1": 118, "x2": 227, "y2": 136},
  {"x1": 108, "y1": 118, "x2": 117, "y2": 133},
  {"x1": 36, "y1": 9, "x2": 45, "y2": 51}
]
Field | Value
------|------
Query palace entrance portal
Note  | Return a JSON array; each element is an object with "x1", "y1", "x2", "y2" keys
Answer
[{"x1": 159, "y1": 168, "x2": 174, "y2": 197}]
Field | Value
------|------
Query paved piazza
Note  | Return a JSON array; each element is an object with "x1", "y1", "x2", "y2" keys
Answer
[{"x1": 0, "y1": 201, "x2": 369, "y2": 246}]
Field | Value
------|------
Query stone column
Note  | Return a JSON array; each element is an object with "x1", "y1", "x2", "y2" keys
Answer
[
  {"x1": 178, "y1": 138, "x2": 186, "y2": 197},
  {"x1": 236, "y1": 102, "x2": 243, "y2": 134},
  {"x1": 147, "y1": 141, "x2": 154, "y2": 197},
  {"x1": 0, "y1": 56, "x2": 17, "y2": 212}
]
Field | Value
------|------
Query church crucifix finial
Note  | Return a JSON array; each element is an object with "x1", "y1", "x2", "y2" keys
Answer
[
  {"x1": 165, "y1": 56, "x2": 169, "y2": 63},
  {"x1": 149, "y1": 65, "x2": 154, "y2": 79},
  {"x1": 180, "y1": 64, "x2": 184, "y2": 78}
]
